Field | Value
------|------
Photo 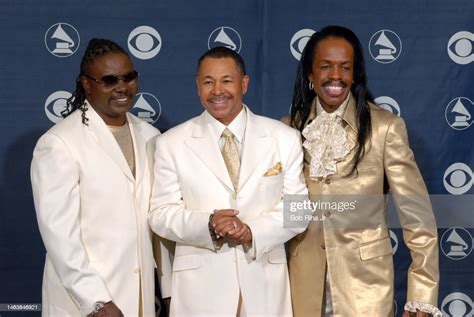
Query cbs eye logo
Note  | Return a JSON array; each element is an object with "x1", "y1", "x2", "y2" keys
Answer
[
  {"x1": 290, "y1": 29, "x2": 316, "y2": 61},
  {"x1": 441, "y1": 292, "x2": 472, "y2": 316},
  {"x1": 44, "y1": 91, "x2": 72, "y2": 123},
  {"x1": 443, "y1": 163, "x2": 473, "y2": 195},
  {"x1": 128, "y1": 26, "x2": 162, "y2": 60},
  {"x1": 389, "y1": 230, "x2": 399, "y2": 255},
  {"x1": 447, "y1": 31, "x2": 474, "y2": 65},
  {"x1": 374, "y1": 96, "x2": 401, "y2": 116}
]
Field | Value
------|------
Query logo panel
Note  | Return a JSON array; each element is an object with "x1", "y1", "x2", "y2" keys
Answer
[
  {"x1": 290, "y1": 29, "x2": 316, "y2": 60},
  {"x1": 441, "y1": 292, "x2": 473, "y2": 316},
  {"x1": 44, "y1": 91, "x2": 72, "y2": 123},
  {"x1": 447, "y1": 31, "x2": 474, "y2": 65},
  {"x1": 374, "y1": 96, "x2": 401, "y2": 116},
  {"x1": 44, "y1": 23, "x2": 80, "y2": 57},
  {"x1": 440, "y1": 227, "x2": 473, "y2": 261},
  {"x1": 130, "y1": 92, "x2": 161, "y2": 124},
  {"x1": 443, "y1": 163, "x2": 473, "y2": 195},
  {"x1": 128, "y1": 26, "x2": 162, "y2": 60},
  {"x1": 445, "y1": 97, "x2": 473, "y2": 130},
  {"x1": 208, "y1": 27, "x2": 242, "y2": 53},
  {"x1": 369, "y1": 30, "x2": 402, "y2": 63}
]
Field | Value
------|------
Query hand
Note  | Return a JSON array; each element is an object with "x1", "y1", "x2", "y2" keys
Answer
[
  {"x1": 88, "y1": 301, "x2": 123, "y2": 317},
  {"x1": 161, "y1": 297, "x2": 171, "y2": 317},
  {"x1": 212, "y1": 209, "x2": 239, "y2": 238},
  {"x1": 402, "y1": 310, "x2": 430, "y2": 317},
  {"x1": 226, "y1": 221, "x2": 252, "y2": 245}
]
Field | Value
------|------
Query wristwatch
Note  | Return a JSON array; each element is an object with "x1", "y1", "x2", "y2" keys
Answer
[{"x1": 92, "y1": 302, "x2": 105, "y2": 315}]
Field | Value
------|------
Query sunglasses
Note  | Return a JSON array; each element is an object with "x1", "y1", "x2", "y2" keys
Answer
[{"x1": 83, "y1": 70, "x2": 139, "y2": 88}]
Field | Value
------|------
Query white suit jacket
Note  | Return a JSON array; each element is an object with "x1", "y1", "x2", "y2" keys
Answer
[
  {"x1": 31, "y1": 104, "x2": 160, "y2": 316},
  {"x1": 148, "y1": 106, "x2": 308, "y2": 316}
]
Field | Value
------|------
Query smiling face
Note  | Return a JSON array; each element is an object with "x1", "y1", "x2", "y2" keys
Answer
[
  {"x1": 81, "y1": 52, "x2": 138, "y2": 126},
  {"x1": 309, "y1": 37, "x2": 354, "y2": 113},
  {"x1": 196, "y1": 57, "x2": 249, "y2": 126}
]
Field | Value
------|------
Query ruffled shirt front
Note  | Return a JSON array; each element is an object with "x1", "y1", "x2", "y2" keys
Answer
[{"x1": 302, "y1": 95, "x2": 353, "y2": 180}]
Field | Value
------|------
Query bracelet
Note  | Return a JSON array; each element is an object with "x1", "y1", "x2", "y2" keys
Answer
[{"x1": 91, "y1": 302, "x2": 105, "y2": 315}]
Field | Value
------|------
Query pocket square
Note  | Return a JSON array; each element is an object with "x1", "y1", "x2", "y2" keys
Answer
[{"x1": 263, "y1": 162, "x2": 282, "y2": 176}]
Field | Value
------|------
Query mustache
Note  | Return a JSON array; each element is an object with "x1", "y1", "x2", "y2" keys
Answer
[{"x1": 208, "y1": 94, "x2": 231, "y2": 102}]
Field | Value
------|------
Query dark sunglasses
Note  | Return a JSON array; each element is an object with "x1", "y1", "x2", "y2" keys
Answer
[{"x1": 83, "y1": 70, "x2": 139, "y2": 88}]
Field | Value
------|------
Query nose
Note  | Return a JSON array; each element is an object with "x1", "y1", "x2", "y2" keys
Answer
[
  {"x1": 114, "y1": 78, "x2": 128, "y2": 92},
  {"x1": 211, "y1": 81, "x2": 224, "y2": 95},
  {"x1": 328, "y1": 66, "x2": 342, "y2": 80}
]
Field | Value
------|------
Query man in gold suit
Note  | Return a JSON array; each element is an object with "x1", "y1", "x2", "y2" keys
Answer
[{"x1": 288, "y1": 25, "x2": 441, "y2": 316}]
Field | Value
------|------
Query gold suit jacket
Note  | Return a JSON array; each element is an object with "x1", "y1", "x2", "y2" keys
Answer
[{"x1": 288, "y1": 95, "x2": 439, "y2": 316}]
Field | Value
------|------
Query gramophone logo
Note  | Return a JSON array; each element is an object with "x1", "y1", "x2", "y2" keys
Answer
[
  {"x1": 130, "y1": 92, "x2": 161, "y2": 124},
  {"x1": 290, "y1": 29, "x2": 316, "y2": 60},
  {"x1": 440, "y1": 227, "x2": 473, "y2": 260},
  {"x1": 445, "y1": 97, "x2": 473, "y2": 130},
  {"x1": 44, "y1": 23, "x2": 80, "y2": 57},
  {"x1": 447, "y1": 31, "x2": 474, "y2": 65},
  {"x1": 375, "y1": 96, "x2": 401, "y2": 116},
  {"x1": 208, "y1": 26, "x2": 242, "y2": 53},
  {"x1": 369, "y1": 30, "x2": 402, "y2": 64}
]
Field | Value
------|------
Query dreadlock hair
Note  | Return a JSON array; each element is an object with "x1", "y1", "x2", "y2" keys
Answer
[
  {"x1": 197, "y1": 46, "x2": 247, "y2": 77},
  {"x1": 62, "y1": 38, "x2": 129, "y2": 125},
  {"x1": 290, "y1": 25, "x2": 374, "y2": 175}
]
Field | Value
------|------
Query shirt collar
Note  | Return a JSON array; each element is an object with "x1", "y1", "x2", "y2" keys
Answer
[
  {"x1": 316, "y1": 93, "x2": 350, "y2": 118},
  {"x1": 205, "y1": 105, "x2": 247, "y2": 143}
]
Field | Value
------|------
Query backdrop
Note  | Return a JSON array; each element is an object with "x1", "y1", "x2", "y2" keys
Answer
[{"x1": 0, "y1": 0, "x2": 472, "y2": 316}]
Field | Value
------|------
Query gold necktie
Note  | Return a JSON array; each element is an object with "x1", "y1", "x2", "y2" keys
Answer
[{"x1": 221, "y1": 128, "x2": 240, "y2": 190}]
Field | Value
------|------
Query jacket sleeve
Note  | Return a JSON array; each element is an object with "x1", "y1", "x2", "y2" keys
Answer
[
  {"x1": 31, "y1": 133, "x2": 112, "y2": 316},
  {"x1": 383, "y1": 116, "x2": 440, "y2": 308},
  {"x1": 148, "y1": 135, "x2": 214, "y2": 249}
]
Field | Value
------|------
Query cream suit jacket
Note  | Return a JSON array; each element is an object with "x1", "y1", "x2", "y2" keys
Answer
[
  {"x1": 288, "y1": 96, "x2": 439, "y2": 316},
  {"x1": 31, "y1": 104, "x2": 160, "y2": 316},
  {"x1": 148, "y1": 107, "x2": 308, "y2": 316}
]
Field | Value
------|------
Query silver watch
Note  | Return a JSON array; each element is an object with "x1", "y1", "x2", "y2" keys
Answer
[{"x1": 92, "y1": 301, "x2": 105, "y2": 314}]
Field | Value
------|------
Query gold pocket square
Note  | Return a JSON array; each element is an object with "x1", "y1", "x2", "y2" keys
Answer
[{"x1": 264, "y1": 162, "x2": 282, "y2": 176}]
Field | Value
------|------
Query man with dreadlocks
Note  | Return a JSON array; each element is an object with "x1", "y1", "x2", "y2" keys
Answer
[
  {"x1": 31, "y1": 38, "x2": 161, "y2": 316},
  {"x1": 287, "y1": 26, "x2": 441, "y2": 316}
]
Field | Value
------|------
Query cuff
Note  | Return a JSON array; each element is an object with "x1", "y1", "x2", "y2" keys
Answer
[{"x1": 404, "y1": 301, "x2": 443, "y2": 317}]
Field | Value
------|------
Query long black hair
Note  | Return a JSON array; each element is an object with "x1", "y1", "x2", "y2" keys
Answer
[
  {"x1": 62, "y1": 38, "x2": 128, "y2": 125},
  {"x1": 290, "y1": 25, "x2": 374, "y2": 175}
]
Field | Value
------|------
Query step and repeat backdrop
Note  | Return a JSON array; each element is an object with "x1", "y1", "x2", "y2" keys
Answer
[{"x1": 0, "y1": 0, "x2": 472, "y2": 316}]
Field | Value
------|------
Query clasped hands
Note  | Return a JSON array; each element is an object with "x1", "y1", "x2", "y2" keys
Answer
[{"x1": 211, "y1": 209, "x2": 252, "y2": 245}]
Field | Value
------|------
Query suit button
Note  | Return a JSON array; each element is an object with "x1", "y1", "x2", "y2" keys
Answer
[
  {"x1": 325, "y1": 178, "x2": 331, "y2": 185},
  {"x1": 324, "y1": 211, "x2": 331, "y2": 217},
  {"x1": 134, "y1": 267, "x2": 140, "y2": 274},
  {"x1": 321, "y1": 243, "x2": 326, "y2": 250}
]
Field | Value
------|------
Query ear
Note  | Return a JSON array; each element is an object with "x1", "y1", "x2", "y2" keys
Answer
[
  {"x1": 241, "y1": 75, "x2": 249, "y2": 95},
  {"x1": 80, "y1": 77, "x2": 91, "y2": 95}
]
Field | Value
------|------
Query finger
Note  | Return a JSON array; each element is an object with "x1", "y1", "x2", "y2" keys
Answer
[
  {"x1": 216, "y1": 223, "x2": 236, "y2": 237},
  {"x1": 213, "y1": 209, "x2": 239, "y2": 217},
  {"x1": 228, "y1": 224, "x2": 248, "y2": 239}
]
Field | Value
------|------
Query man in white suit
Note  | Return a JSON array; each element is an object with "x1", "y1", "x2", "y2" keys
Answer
[
  {"x1": 31, "y1": 39, "x2": 160, "y2": 317},
  {"x1": 148, "y1": 47, "x2": 308, "y2": 316}
]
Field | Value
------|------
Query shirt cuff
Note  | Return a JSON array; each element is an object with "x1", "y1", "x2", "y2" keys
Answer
[{"x1": 404, "y1": 301, "x2": 443, "y2": 317}]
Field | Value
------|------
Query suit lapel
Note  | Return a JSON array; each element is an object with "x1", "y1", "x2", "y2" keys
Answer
[
  {"x1": 86, "y1": 104, "x2": 135, "y2": 182},
  {"x1": 184, "y1": 113, "x2": 234, "y2": 191},
  {"x1": 238, "y1": 108, "x2": 273, "y2": 190},
  {"x1": 342, "y1": 95, "x2": 358, "y2": 150}
]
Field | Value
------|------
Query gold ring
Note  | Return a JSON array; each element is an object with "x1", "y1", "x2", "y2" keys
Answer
[{"x1": 232, "y1": 221, "x2": 238, "y2": 229}]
